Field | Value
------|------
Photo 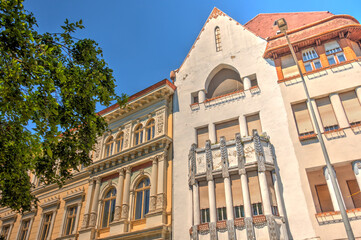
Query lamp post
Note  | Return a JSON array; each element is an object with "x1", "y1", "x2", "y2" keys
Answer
[{"x1": 274, "y1": 18, "x2": 355, "y2": 240}]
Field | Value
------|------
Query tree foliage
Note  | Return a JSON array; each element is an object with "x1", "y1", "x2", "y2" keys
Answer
[{"x1": 0, "y1": 0, "x2": 127, "y2": 212}]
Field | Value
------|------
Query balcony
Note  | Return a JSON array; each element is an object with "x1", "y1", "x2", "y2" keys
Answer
[{"x1": 190, "y1": 133, "x2": 275, "y2": 177}]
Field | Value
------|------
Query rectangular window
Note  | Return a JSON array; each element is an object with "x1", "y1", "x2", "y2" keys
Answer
[
  {"x1": 302, "y1": 48, "x2": 318, "y2": 62},
  {"x1": 234, "y1": 205, "x2": 244, "y2": 218},
  {"x1": 196, "y1": 127, "x2": 209, "y2": 148},
  {"x1": 0, "y1": 225, "x2": 10, "y2": 240},
  {"x1": 304, "y1": 62, "x2": 313, "y2": 72},
  {"x1": 246, "y1": 114, "x2": 262, "y2": 136},
  {"x1": 325, "y1": 40, "x2": 342, "y2": 55},
  {"x1": 315, "y1": 184, "x2": 334, "y2": 212},
  {"x1": 200, "y1": 208, "x2": 210, "y2": 223},
  {"x1": 215, "y1": 119, "x2": 239, "y2": 142},
  {"x1": 292, "y1": 102, "x2": 314, "y2": 136},
  {"x1": 217, "y1": 207, "x2": 227, "y2": 221},
  {"x1": 248, "y1": 171, "x2": 262, "y2": 213},
  {"x1": 336, "y1": 53, "x2": 346, "y2": 63},
  {"x1": 64, "y1": 206, "x2": 77, "y2": 235},
  {"x1": 314, "y1": 60, "x2": 322, "y2": 69},
  {"x1": 40, "y1": 213, "x2": 53, "y2": 240},
  {"x1": 339, "y1": 90, "x2": 361, "y2": 125},
  {"x1": 281, "y1": 54, "x2": 298, "y2": 78},
  {"x1": 347, "y1": 180, "x2": 361, "y2": 208},
  {"x1": 327, "y1": 55, "x2": 336, "y2": 65},
  {"x1": 316, "y1": 97, "x2": 339, "y2": 131},
  {"x1": 19, "y1": 220, "x2": 30, "y2": 240},
  {"x1": 252, "y1": 203, "x2": 263, "y2": 216}
]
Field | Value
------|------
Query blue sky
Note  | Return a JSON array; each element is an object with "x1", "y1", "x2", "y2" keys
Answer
[{"x1": 24, "y1": 0, "x2": 361, "y2": 111}]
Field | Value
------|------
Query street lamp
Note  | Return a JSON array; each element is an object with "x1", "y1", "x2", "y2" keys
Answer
[{"x1": 274, "y1": 18, "x2": 355, "y2": 240}]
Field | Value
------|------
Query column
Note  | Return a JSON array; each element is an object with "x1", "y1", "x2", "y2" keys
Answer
[
  {"x1": 239, "y1": 115, "x2": 248, "y2": 137},
  {"x1": 240, "y1": 173, "x2": 252, "y2": 218},
  {"x1": 193, "y1": 181, "x2": 200, "y2": 225},
  {"x1": 352, "y1": 161, "x2": 361, "y2": 193},
  {"x1": 114, "y1": 169, "x2": 125, "y2": 221},
  {"x1": 258, "y1": 171, "x2": 272, "y2": 215},
  {"x1": 156, "y1": 153, "x2": 166, "y2": 210},
  {"x1": 81, "y1": 179, "x2": 94, "y2": 228},
  {"x1": 150, "y1": 157, "x2": 158, "y2": 211},
  {"x1": 272, "y1": 171, "x2": 284, "y2": 217},
  {"x1": 121, "y1": 167, "x2": 132, "y2": 219},
  {"x1": 208, "y1": 179, "x2": 217, "y2": 222},
  {"x1": 355, "y1": 87, "x2": 361, "y2": 103},
  {"x1": 224, "y1": 177, "x2": 234, "y2": 220},
  {"x1": 310, "y1": 99, "x2": 324, "y2": 132},
  {"x1": 323, "y1": 167, "x2": 345, "y2": 211},
  {"x1": 329, "y1": 93, "x2": 349, "y2": 128},
  {"x1": 198, "y1": 90, "x2": 206, "y2": 103},
  {"x1": 209, "y1": 123, "x2": 216, "y2": 143},
  {"x1": 89, "y1": 177, "x2": 101, "y2": 227},
  {"x1": 243, "y1": 77, "x2": 251, "y2": 90}
]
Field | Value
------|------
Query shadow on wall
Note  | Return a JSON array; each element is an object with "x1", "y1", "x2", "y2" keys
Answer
[
  {"x1": 173, "y1": 90, "x2": 179, "y2": 113},
  {"x1": 271, "y1": 144, "x2": 294, "y2": 240}
]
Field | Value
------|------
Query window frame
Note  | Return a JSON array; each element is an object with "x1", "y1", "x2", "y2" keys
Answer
[
  {"x1": 214, "y1": 26, "x2": 222, "y2": 52},
  {"x1": 304, "y1": 59, "x2": 322, "y2": 72},
  {"x1": 59, "y1": 190, "x2": 84, "y2": 237},
  {"x1": 0, "y1": 224, "x2": 11, "y2": 240},
  {"x1": 104, "y1": 137, "x2": 114, "y2": 158},
  {"x1": 134, "y1": 124, "x2": 144, "y2": 146},
  {"x1": 18, "y1": 219, "x2": 31, "y2": 240},
  {"x1": 101, "y1": 188, "x2": 117, "y2": 229},
  {"x1": 234, "y1": 205, "x2": 245, "y2": 219},
  {"x1": 252, "y1": 202, "x2": 263, "y2": 216},
  {"x1": 216, "y1": 207, "x2": 227, "y2": 221},
  {"x1": 145, "y1": 119, "x2": 155, "y2": 141},
  {"x1": 36, "y1": 199, "x2": 59, "y2": 240},
  {"x1": 200, "y1": 208, "x2": 210, "y2": 223},
  {"x1": 133, "y1": 178, "x2": 150, "y2": 220},
  {"x1": 115, "y1": 132, "x2": 124, "y2": 153},
  {"x1": 39, "y1": 212, "x2": 53, "y2": 240}
]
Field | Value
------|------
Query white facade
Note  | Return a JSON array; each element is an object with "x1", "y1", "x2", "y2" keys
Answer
[{"x1": 172, "y1": 9, "x2": 316, "y2": 240}]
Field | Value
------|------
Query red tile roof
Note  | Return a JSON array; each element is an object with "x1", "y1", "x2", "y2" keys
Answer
[{"x1": 244, "y1": 11, "x2": 334, "y2": 39}]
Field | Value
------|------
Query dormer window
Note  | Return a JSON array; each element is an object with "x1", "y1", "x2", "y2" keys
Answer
[
  {"x1": 302, "y1": 48, "x2": 322, "y2": 72},
  {"x1": 215, "y1": 27, "x2": 222, "y2": 52},
  {"x1": 302, "y1": 48, "x2": 318, "y2": 62},
  {"x1": 325, "y1": 40, "x2": 346, "y2": 65}
]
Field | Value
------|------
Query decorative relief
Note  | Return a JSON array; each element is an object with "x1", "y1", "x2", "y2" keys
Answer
[
  {"x1": 123, "y1": 123, "x2": 131, "y2": 149},
  {"x1": 220, "y1": 137, "x2": 229, "y2": 178},
  {"x1": 89, "y1": 212, "x2": 97, "y2": 227},
  {"x1": 94, "y1": 136, "x2": 103, "y2": 160},
  {"x1": 209, "y1": 222, "x2": 217, "y2": 240},
  {"x1": 266, "y1": 215, "x2": 278, "y2": 240},
  {"x1": 205, "y1": 140, "x2": 213, "y2": 181},
  {"x1": 114, "y1": 206, "x2": 121, "y2": 221},
  {"x1": 227, "y1": 220, "x2": 236, "y2": 240},
  {"x1": 81, "y1": 213, "x2": 89, "y2": 228},
  {"x1": 245, "y1": 217, "x2": 255, "y2": 240},
  {"x1": 253, "y1": 132, "x2": 265, "y2": 172},
  {"x1": 121, "y1": 204, "x2": 129, "y2": 219},
  {"x1": 150, "y1": 195, "x2": 157, "y2": 211},
  {"x1": 188, "y1": 144, "x2": 197, "y2": 185},
  {"x1": 156, "y1": 109, "x2": 165, "y2": 135},
  {"x1": 236, "y1": 133, "x2": 246, "y2": 175},
  {"x1": 156, "y1": 193, "x2": 166, "y2": 209}
]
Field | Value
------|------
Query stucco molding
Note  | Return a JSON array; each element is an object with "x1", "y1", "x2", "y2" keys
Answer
[
  {"x1": 189, "y1": 143, "x2": 197, "y2": 185},
  {"x1": 236, "y1": 133, "x2": 246, "y2": 175},
  {"x1": 205, "y1": 140, "x2": 214, "y2": 181},
  {"x1": 220, "y1": 137, "x2": 230, "y2": 178},
  {"x1": 253, "y1": 132, "x2": 266, "y2": 172}
]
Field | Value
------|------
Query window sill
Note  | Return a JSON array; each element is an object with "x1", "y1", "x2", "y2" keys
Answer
[
  {"x1": 131, "y1": 218, "x2": 146, "y2": 226},
  {"x1": 252, "y1": 215, "x2": 267, "y2": 225},
  {"x1": 315, "y1": 208, "x2": 361, "y2": 225},
  {"x1": 323, "y1": 127, "x2": 343, "y2": 134},
  {"x1": 216, "y1": 220, "x2": 227, "y2": 230},
  {"x1": 299, "y1": 133, "x2": 317, "y2": 141}
]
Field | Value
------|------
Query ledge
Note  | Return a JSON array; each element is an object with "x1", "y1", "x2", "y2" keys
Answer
[
  {"x1": 299, "y1": 133, "x2": 317, "y2": 141},
  {"x1": 278, "y1": 57, "x2": 361, "y2": 84},
  {"x1": 315, "y1": 208, "x2": 361, "y2": 225}
]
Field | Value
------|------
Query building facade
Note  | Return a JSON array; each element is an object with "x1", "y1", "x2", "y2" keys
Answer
[
  {"x1": 1, "y1": 8, "x2": 361, "y2": 240},
  {"x1": 0, "y1": 79, "x2": 175, "y2": 240}
]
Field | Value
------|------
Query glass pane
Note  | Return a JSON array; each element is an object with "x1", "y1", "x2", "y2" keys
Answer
[
  {"x1": 241, "y1": 205, "x2": 245, "y2": 217},
  {"x1": 112, "y1": 188, "x2": 116, "y2": 196},
  {"x1": 217, "y1": 208, "x2": 222, "y2": 220},
  {"x1": 144, "y1": 178, "x2": 150, "y2": 186},
  {"x1": 41, "y1": 225, "x2": 49, "y2": 240},
  {"x1": 328, "y1": 56, "x2": 336, "y2": 65},
  {"x1": 135, "y1": 191, "x2": 143, "y2": 219},
  {"x1": 337, "y1": 54, "x2": 346, "y2": 63},
  {"x1": 304, "y1": 63, "x2": 313, "y2": 72},
  {"x1": 135, "y1": 133, "x2": 139, "y2": 145},
  {"x1": 140, "y1": 131, "x2": 143, "y2": 143},
  {"x1": 258, "y1": 203, "x2": 263, "y2": 215},
  {"x1": 137, "y1": 180, "x2": 144, "y2": 189},
  {"x1": 110, "y1": 199, "x2": 116, "y2": 223},
  {"x1": 314, "y1": 61, "x2": 322, "y2": 69},
  {"x1": 106, "y1": 190, "x2": 111, "y2": 198},
  {"x1": 102, "y1": 200, "x2": 110, "y2": 228},
  {"x1": 144, "y1": 189, "x2": 150, "y2": 215},
  {"x1": 147, "y1": 128, "x2": 151, "y2": 140},
  {"x1": 252, "y1": 204, "x2": 258, "y2": 215},
  {"x1": 65, "y1": 217, "x2": 72, "y2": 235},
  {"x1": 206, "y1": 209, "x2": 210, "y2": 222}
]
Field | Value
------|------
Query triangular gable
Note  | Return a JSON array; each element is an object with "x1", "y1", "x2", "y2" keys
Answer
[{"x1": 175, "y1": 7, "x2": 251, "y2": 73}]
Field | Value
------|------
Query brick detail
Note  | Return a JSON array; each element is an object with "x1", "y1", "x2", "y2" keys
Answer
[
  {"x1": 319, "y1": 54, "x2": 329, "y2": 68},
  {"x1": 274, "y1": 58, "x2": 284, "y2": 80}
]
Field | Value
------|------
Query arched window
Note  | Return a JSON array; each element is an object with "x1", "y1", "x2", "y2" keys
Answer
[
  {"x1": 215, "y1": 27, "x2": 222, "y2": 52},
  {"x1": 134, "y1": 124, "x2": 143, "y2": 146},
  {"x1": 101, "y1": 188, "x2": 116, "y2": 228},
  {"x1": 134, "y1": 178, "x2": 150, "y2": 220},
  {"x1": 206, "y1": 68, "x2": 243, "y2": 99},
  {"x1": 145, "y1": 119, "x2": 155, "y2": 141},
  {"x1": 115, "y1": 133, "x2": 124, "y2": 153},
  {"x1": 105, "y1": 137, "x2": 114, "y2": 157}
]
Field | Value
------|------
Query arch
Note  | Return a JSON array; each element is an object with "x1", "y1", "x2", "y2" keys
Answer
[
  {"x1": 133, "y1": 124, "x2": 144, "y2": 146},
  {"x1": 205, "y1": 64, "x2": 243, "y2": 99},
  {"x1": 115, "y1": 132, "x2": 124, "y2": 153},
  {"x1": 133, "y1": 177, "x2": 150, "y2": 220},
  {"x1": 145, "y1": 119, "x2": 155, "y2": 141},
  {"x1": 100, "y1": 187, "x2": 116, "y2": 228},
  {"x1": 104, "y1": 136, "x2": 114, "y2": 158}
]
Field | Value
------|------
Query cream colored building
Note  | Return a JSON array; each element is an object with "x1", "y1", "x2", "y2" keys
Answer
[{"x1": 0, "y1": 79, "x2": 175, "y2": 240}]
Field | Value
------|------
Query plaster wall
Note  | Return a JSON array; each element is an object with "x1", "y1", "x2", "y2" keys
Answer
[{"x1": 172, "y1": 14, "x2": 316, "y2": 240}]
